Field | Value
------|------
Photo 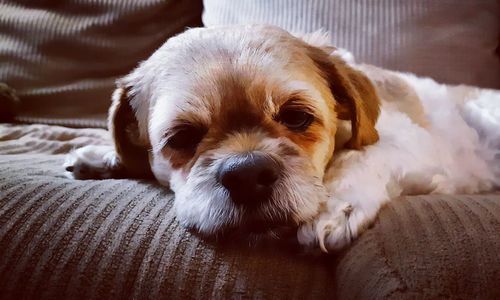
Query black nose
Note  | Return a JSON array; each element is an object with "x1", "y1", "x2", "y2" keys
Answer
[{"x1": 218, "y1": 153, "x2": 281, "y2": 206}]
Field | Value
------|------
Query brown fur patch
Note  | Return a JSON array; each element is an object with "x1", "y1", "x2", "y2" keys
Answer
[
  {"x1": 162, "y1": 147, "x2": 196, "y2": 169},
  {"x1": 109, "y1": 86, "x2": 153, "y2": 178},
  {"x1": 282, "y1": 123, "x2": 323, "y2": 156},
  {"x1": 306, "y1": 46, "x2": 380, "y2": 149}
]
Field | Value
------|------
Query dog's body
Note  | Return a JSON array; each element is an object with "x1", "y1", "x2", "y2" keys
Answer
[
  {"x1": 65, "y1": 25, "x2": 500, "y2": 252},
  {"x1": 299, "y1": 63, "x2": 500, "y2": 250}
]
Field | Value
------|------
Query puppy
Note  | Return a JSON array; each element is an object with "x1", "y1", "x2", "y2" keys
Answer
[{"x1": 64, "y1": 25, "x2": 500, "y2": 252}]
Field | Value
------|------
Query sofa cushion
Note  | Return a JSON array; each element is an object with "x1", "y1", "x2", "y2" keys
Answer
[
  {"x1": 203, "y1": 0, "x2": 500, "y2": 89},
  {"x1": 0, "y1": 124, "x2": 335, "y2": 299},
  {"x1": 335, "y1": 194, "x2": 500, "y2": 299},
  {"x1": 0, "y1": 124, "x2": 499, "y2": 299},
  {"x1": 0, "y1": 1, "x2": 203, "y2": 128}
]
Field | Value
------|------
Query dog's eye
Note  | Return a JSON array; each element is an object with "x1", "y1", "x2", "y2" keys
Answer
[
  {"x1": 276, "y1": 109, "x2": 314, "y2": 131},
  {"x1": 166, "y1": 126, "x2": 205, "y2": 150}
]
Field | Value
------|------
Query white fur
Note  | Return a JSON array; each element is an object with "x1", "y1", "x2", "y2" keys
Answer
[
  {"x1": 295, "y1": 29, "x2": 355, "y2": 63},
  {"x1": 298, "y1": 67, "x2": 500, "y2": 251},
  {"x1": 64, "y1": 145, "x2": 119, "y2": 179}
]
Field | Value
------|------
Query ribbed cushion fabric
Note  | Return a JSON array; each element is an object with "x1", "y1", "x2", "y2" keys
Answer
[
  {"x1": 1, "y1": 123, "x2": 500, "y2": 299},
  {"x1": 203, "y1": 0, "x2": 500, "y2": 89},
  {"x1": 0, "y1": 1, "x2": 203, "y2": 128},
  {"x1": 335, "y1": 194, "x2": 500, "y2": 299},
  {"x1": 0, "y1": 124, "x2": 335, "y2": 299}
]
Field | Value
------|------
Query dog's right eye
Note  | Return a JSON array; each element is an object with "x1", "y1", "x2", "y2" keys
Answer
[
  {"x1": 166, "y1": 126, "x2": 206, "y2": 151},
  {"x1": 276, "y1": 108, "x2": 314, "y2": 132}
]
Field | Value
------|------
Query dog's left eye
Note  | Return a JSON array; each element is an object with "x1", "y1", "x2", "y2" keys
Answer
[
  {"x1": 276, "y1": 109, "x2": 314, "y2": 131},
  {"x1": 166, "y1": 126, "x2": 206, "y2": 151}
]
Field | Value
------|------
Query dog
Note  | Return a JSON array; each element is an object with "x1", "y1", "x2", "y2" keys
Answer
[{"x1": 64, "y1": 25, "x2": 500, "y2": 252}]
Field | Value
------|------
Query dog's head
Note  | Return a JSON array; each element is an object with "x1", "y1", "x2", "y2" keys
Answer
[{"x1": 110, "y1": 25, "x2": 380, "y2": 238}]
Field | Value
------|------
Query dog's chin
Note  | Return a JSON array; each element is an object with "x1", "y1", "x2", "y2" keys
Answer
[{"x1": 188, "y1": 208, "x2": 300, "y2": 247}]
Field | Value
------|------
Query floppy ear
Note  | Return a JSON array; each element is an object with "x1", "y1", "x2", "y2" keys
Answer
[
  {"x1": 307, "y1": 47, "x2": 380, "y2": 149},
  {"x1": 108, "y1": 84, "x2": 153, "y2": 178}
]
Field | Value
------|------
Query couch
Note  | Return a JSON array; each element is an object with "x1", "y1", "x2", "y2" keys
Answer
[{"x1": 1, "y1": 1, "x2": 499, "y2": 299}]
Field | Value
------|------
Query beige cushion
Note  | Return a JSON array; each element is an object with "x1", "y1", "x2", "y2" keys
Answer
[
  {"x1": 203, "y1": 0, "x2": 500, "y2": 89},
  {"x1": 0, "y1": 1, "x2": 203, "y2": 128}
]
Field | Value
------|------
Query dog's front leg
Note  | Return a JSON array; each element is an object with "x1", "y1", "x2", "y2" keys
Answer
[
  {"x1": 297, "y1": 148, "x2": 396, "y2": 253},
  {"x1": 297, "y1": 193, "x2": 383, "y2": 253},
  {"x1": 297, "y1": 197, "x2": 358, "y2": 252}
]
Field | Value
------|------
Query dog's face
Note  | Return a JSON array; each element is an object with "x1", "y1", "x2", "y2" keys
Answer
[{"x1": 112, "y1": 25, "x2": 380, "y2": 238}]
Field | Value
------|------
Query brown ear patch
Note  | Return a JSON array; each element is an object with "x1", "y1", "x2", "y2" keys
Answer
[
  {"x1": 109, "y1": 86, "x2": 153, "y2": 178},
  {"x1": 307, "y1": 46, "x2": 380, "y2": 149}
]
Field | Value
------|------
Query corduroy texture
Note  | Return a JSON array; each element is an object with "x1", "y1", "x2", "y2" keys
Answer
[
  {"x1": 1, "y1": 123, "x2": 499, "y2": 299},
  {"x1": 203, "y1": 0, "x2": 500, "y2": 89},
  {"x1": 334, "y1": 195, "x2": 500, "y2": 299},
  {"x1": 0, "y1": 124, "x2": 335, "y2": 299},
  {"x1": 0, "y1": 0, "x2": 203, "y2": 128}
]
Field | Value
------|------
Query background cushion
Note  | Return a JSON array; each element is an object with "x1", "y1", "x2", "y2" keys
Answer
[
  {"x1": 0, "y1": 0, "x2": 203, "y2": 128},
  {"x1": 203, "y1": 0, "x2": 500, "y2": 89}
]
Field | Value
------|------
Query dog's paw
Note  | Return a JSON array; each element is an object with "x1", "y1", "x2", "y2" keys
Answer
[
  {"x1": 64, "y1": 145, "x2": 122, "y2": 180},
  {"x1": 297, "y1": 202, "x2": 356, "y2": 253}
]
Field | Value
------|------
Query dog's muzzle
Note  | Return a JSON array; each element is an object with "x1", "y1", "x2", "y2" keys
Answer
[{"x1": 217, "y1": 152, "x2": 281, "y2": 207}]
